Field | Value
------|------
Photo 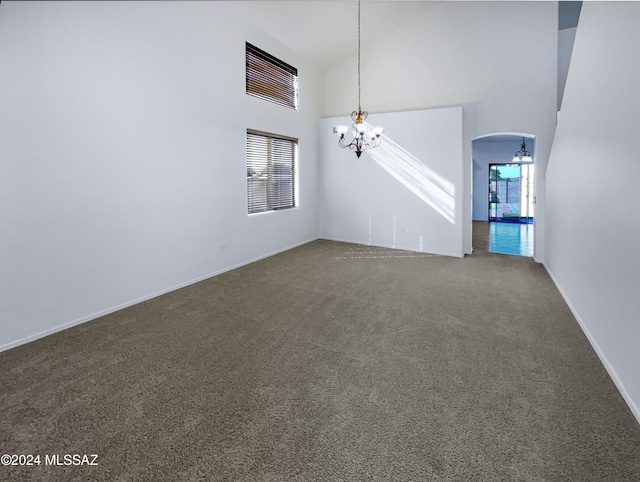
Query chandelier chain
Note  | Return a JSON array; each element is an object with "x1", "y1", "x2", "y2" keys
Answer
[{"x1": 357, "y1": 0, "x2": 361, "y2": 111}]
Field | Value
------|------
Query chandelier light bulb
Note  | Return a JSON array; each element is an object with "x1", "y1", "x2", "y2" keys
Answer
[{"x1": 334, "y1": 125, "x2": 349, "y2": 137}]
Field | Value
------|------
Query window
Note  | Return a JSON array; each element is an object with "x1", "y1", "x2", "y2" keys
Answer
[
  {"x1": 247, "y1": 130, "x2": 297, "y2": 214},
  {"x1": 246, "y1": 42, "x2": 298, "y2": 110}
]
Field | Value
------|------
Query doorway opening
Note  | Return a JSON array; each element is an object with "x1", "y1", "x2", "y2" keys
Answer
[{"x1": 471, "y1": 133, "x2": 536, "y2": 257}]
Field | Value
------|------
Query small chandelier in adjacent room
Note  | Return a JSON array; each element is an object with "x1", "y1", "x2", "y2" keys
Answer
[
  {"x1": 512, "y1": 137, "x2": 533, "y2": 163},
  {"x1": 333, "y1": 0, "x2": 383, "y2": 158}
]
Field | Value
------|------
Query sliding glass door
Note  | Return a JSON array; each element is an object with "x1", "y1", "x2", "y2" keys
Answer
[{"x1": 489, "y1": 164, "x2": 534, "y2": 223}]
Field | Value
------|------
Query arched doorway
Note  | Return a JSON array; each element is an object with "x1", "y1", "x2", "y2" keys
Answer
[{"x1": 472, "y1": 133, "x2": 535, "y2": 256}]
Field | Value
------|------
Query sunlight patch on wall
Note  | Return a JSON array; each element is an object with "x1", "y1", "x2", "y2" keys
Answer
[{"x1": 367, "y1": 132, "x2": 456, "y2": 224}]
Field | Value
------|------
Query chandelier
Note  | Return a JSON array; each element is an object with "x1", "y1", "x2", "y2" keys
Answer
[
  {"x1": 333, "y1": 1, "x2": 383, "y2": 158},
  {"x1": 512, "y1": 137, "x2": 533, "y2": 163}
]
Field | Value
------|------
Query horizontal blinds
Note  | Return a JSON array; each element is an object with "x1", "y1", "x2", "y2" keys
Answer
[
  {"x1": 246, "y1": 43, "x2": 299, "y2": 110},
  {"x1": 247, "y1": 130, "x2": 297, "y2": 214}
]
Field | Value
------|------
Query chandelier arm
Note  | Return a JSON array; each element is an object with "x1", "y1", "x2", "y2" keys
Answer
[
  {"x1": 341, "y1": 141, "x2": 358, "y2": 152},
  {"x1": 336, "y1": 130, "x2": 381, "y2": 152},
  {"x1": 338, "y1": 135, "x2": 355, "y2": 149}
]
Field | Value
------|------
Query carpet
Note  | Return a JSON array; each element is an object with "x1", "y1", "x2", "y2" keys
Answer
[{"x1": 1, "y1": 234, "x2": 639, "y2": 480}]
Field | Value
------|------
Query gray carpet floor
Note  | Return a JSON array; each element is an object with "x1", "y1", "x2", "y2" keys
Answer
[{"x1": 2, "y1": 225, "x2": 640, "y2": 481}]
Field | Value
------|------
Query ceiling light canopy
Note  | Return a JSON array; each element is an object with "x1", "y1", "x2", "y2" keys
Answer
[{"x1": 333, "y1": 1, "x2": 383, "y2": 158}]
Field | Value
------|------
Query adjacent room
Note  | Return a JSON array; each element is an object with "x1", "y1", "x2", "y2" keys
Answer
[{"x1": 1, "y1": 1, "x2": 639, "y2": 480}]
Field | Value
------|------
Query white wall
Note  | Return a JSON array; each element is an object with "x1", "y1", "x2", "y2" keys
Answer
[
  {"x1": 0, "y1": 1, "x2": 322, "y2": 350},
  {"x1": 324, "y1": 1, "x2": 557, "y2": 261},
  {"x1": 319, "y1": 107, "x2": 464, "y2": 257},
  {"x1": 545, "y1": 2, "x2": 640, "y2": 422},
  {"x1": 558, "y1": 27, "x2": 578, "y2": 112}
]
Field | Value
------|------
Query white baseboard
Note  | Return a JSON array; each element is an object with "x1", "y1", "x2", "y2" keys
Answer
[
  {"x1": 0, "y1": 237, "x2": 319, "y2": 353},
  {"x1": 544, "y1": 263, "x2": 640, "y2": 426}
]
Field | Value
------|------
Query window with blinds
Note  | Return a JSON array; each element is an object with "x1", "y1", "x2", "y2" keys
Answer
[
  {"x1": 246, "y1": 43, "x2": 299, "y2": 110},
  {"x1": 247, "y1": 130, "x2": 297, "y2": 214}
]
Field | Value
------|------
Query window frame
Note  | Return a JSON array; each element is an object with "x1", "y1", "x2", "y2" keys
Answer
[
  {"x1": 246, "y1": 129, "x2": 298, "y2": 215},
  {"x1": 245, "y1": 42, "x2": 299, "y2": 110}
]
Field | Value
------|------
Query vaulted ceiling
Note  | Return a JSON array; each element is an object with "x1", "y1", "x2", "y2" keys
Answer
[
  {"x1": 223, "y1": 1, "x2": 581, "y2": 70},
  {"x1": 221, "y1": 1, "x2": 443, "y2": 69}
]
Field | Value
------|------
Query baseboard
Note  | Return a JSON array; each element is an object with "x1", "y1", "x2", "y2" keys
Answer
[
  {"x1": 543, "y1": 263, "x2": 640, "y2": 426},
  {"x1": 0, "y1": 237, "x2": 319, "y2": 353},
  {"x1": 319, "y1": 236, "x2": 465, "y2": 258}
]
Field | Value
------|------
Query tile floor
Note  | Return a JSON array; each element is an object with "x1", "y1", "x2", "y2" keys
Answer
[{"x1": 489, "y1": 222, "x2": 534, "y2": 257}]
